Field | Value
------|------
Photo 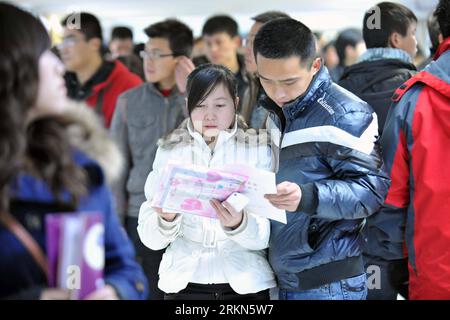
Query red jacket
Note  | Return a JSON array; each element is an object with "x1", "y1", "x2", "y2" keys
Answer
[
  {"x1": 85, "y1": 60, "x2": 142, "y2": 127},
  {"x1": 380, "y1": 38, "x2": 450, "y2": 299}
]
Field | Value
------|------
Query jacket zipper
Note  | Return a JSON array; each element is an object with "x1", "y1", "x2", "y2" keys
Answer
[
  {"x1": 203, "y1": 148, "x2": 217, "y2": 251},
  {"x1": 163, "y1": 97, "x2": 169, "y2": 134},
  {"x1": 208, "y1": 149, "x2": 214, "y2": 167}
]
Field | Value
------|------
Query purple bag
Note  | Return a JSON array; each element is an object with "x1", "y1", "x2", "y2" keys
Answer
[{"x1": 46, "y1": 212, "x2": 104, "y2": 300}]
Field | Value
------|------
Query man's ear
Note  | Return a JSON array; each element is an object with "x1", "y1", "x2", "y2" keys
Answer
[
  {"x1": 88, "y1": 38, "x2": 102, "y2": 53},
  {"x1": 438, "y1": 33, "x2": 444, "y2": 44},
  {"x1": 233, "y1": 35, "x2": 241, "y2": 48},
  {"x1": 311, "y1": 57, "x2": 322, "y2": 75},
  {"x1": 235, "y1": 96, "x2": 240, "y2": 108},
  {"x1": 389, "y1": 32, "x2": 401, "y2": 49}
]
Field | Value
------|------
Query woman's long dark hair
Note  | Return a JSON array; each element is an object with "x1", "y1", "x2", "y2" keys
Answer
[
  {"x1": 0, "y1": 3, "x2": 86, "y2": 211},
  {"x1": 25, "y1": 116, "x2": 87, "y2": 208}
]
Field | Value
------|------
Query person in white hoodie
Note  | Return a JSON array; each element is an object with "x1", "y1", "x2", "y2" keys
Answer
[{"x1": 137, "y1": 64, "x2": 276, "y2": 300}]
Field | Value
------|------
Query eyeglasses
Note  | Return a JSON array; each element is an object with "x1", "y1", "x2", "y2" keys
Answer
[
  {"x1": 56, "y1": 37, "x2": 84, "y2": 50},
  {"x1": 139, "y1": 50, "x2": 176, "y2": 60}
]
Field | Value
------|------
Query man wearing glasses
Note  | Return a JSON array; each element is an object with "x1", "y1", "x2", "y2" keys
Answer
[
  {"x1": 109, "y1": 19, "x2": 194, "y2": 300},
  {"x1": 59, "y1": 12, "x2": 142, "y2": 128}
]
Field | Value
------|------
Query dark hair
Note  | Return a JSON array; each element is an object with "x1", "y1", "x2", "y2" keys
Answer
[
  {"x1": 186, "y1": 64, "x2": 238, "y2": 116},
  {"x1": 427, "y1": 11, "x2": 442, "y2": 53},
  {"x1": 144, "y1": 19, "x2": 193, "y2": 57},
  {"x1": 363, "y1": 2, "x2": 417, "y2": 49},
  {"x1": 1, "y1": 3, "x2": 87, "y2": 211},
  {"x1": 335, "y1": 28, "x2": 363, "y2": 65},
  {"x1": 111, "y1": 26, "x2": 133, "y2": 40},
  {"x1": 0, "y1": 3, "x2": 50, "y2": 211},
  {"x1": 253, "y1": 18, "x2": 317, "y2": 67},
  {"x1": 133, "y1": 42, "x2": 145, "y2": 57},
  {"x1": 202, "y1": 15, "x2": 238, "y2": 37},
  {"x1": 435, "y1": 0, "x2": 450, "y2": 38},
  {"x1": 118, "y1": 54, "x2": 145, "y2": 80},
  {"x1": 323, "y1": 40, "x2": 336, "y2": 53},
  {"x1": 62, "y1": 12, "x2": 103, "y2": 42},
  {"x1": 251, "y1": 11, "x2": 290, "y2": 24},
  {"x1": 25, "y1": 117, "x2": 87, "y2": 208}
]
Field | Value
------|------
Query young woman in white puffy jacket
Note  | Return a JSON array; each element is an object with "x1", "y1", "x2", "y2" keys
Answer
[{"x1": 137, "y1": 64, "x2": 277, "y2": 300}]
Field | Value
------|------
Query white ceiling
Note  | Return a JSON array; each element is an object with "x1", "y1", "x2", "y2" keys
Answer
[{"x1": 9, "y1": 0, "x2": 439, "y2": 41}]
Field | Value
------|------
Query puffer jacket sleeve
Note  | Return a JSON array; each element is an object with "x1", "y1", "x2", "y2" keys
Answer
[
  {"x1": 298, "y1": 110, "x2": 391, "y2": 220},
  {"x1": 222, "y1": 211, "x2": 270, "y2": 250},
  {"x1": 375, "y1": 89, "x2": 416, "y2": 246},
  {"x1": 222, "y1": 144, "x2": 272, "y2": 250},
  {"x1": 137, "y1": 147, "x2": 183, "y2": 251}
]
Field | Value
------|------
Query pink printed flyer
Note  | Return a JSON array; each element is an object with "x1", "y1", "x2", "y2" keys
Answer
[{"x1": 152, "y1": 164, "x2": 249, "y2": 218}]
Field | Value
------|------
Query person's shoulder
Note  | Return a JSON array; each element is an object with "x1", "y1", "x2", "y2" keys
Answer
[
  {"x1": 73, "y1": 150, "x2": 106, "y2": 188},
  {"x1": 156, "y1": 118, "x2": 192, "y2": 149},
  {"x1": 117, "y1": 82, "x2": 157, "y2": 109},
  {"x1": 110, "y1": 59, "x2": 143, "y2": 86},
  {"x1": 119, "y1": 81, "x2": 151, "y2": 96},
  {"x1": 324, "y1": 82, "x2": 372, "y2": 116},
  {"x1": 322, "y1": 84, "x2": 376, "y2": 136}
]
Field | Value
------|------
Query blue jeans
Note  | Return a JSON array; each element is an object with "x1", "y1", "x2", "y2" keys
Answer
[{"x1": 279, "y1": 274, "x2": 368, "y2": 300}]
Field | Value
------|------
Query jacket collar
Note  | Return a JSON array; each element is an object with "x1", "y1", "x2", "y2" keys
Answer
[
  {"x1": 186, "y1": 117, "x2": 238, "y2": 150},
  {"x1": 358, "y1": 47, "x2": 413, "y2": 64},
  {"x1": 434, "y1": 37, "x2": 450, "y2": 60},
  {"x1": 281, "y1": 64, "x2": 331, "y2": 121},
  {"x1": 65, "y1": 60, "x2": 115, "y2": 100},
  {"x1": 146, "y1": 82, "x2": 181, "y2": 98},
  {"x1": 91, "y1": 60, "x2": 130, "y2": 94},
  {"x1": 236, "y1": 53, "x2": 249, "y2": 84}
]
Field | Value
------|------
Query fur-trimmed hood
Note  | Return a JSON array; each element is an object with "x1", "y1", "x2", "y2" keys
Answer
[
  {"x1": 156, "y1": 114, "x2": 277, "y2": 170},
  {"x1": 61, "y1": 100, "x2": 123, "y2": 185},
  {"x1": 157, "y1": 114, "x2": 269, "y2": 149}
]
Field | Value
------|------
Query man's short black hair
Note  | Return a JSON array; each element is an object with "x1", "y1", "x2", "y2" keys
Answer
[
  {"x1": 251, "y1": 11, "x2": 290, "y2": 24},
  {"x1": 62, "y1": 12, "x2": 103, "y2": 42},
  {"x1": 435, "y1": 0, "x2": 450, "y2": 38},
  {"x1": 111, "y1": 26, "x2": 133, "y2": 40},
  {"x1": 253, "y1": 18, "x2": 317, "y2": 67},
  {"x1": 362, "y1": 2, "x2": 417, "y2": 49},
  {"x1": 202, "y1": 15, "x2": 238, "y2": 37},
  {"x1": 335, "y1": 28, "x2": 363, "y2": 63},
  {"x1": 427, "y1": 12, "x2": 442, "y2": 53},
  {"x1": 144, "y1": 19, "x2": 194, "y2": 57}
]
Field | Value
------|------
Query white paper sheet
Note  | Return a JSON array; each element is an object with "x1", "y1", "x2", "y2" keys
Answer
[{"x1": 220, "y1": 164, "x2": 287, "y2": 224}]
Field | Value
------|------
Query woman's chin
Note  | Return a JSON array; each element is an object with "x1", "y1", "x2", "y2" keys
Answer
[{"x1": 203, "y1": 128, "x2": 220, "y2": 137}]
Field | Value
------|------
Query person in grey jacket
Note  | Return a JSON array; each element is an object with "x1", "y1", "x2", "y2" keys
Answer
[{"x1": 110, "y1": 19, "x2": 194, "y2": 300}]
